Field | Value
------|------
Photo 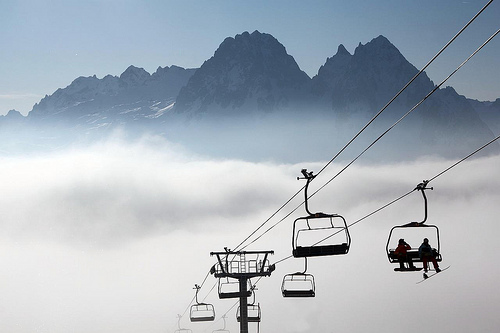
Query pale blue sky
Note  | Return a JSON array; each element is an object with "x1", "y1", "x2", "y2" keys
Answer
[{"x1": 1, "y1": 0, "x2": 499, "y2": 115}]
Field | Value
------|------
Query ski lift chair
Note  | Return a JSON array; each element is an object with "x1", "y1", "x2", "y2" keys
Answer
[
  {"x1": 291, "y1": 169, "x2": 351, "y2": 258},
  {"x1": 292, "y1": 213, "x2": 350, "y2": 258},
  {"x1": 218, "y1": 277, "x2": 252, "y2": 299},
  {"x1": 190, "y1": 284, "x2": 216, "y2": 322},
  {"x1": 281, "y1": 257, "x2": 315, "y2": 297},
  {"x1": 386, "y1": 181, "x2": 442, "y2": 272},
  {"x1": 236, "y1": 287, "x2": 261, "y2": 323}
]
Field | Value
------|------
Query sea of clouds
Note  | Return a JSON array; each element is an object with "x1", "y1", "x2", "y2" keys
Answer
[{"x1": 0, "y1": 136, "x2": 499, "y2": 333}]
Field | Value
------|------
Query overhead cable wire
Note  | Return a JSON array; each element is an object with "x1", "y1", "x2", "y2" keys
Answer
[
  {"x1": 314, "y1": 0, "x2": 495, "y2": 179},
  {"x1": 237, "y1": 26, "x2": 499, "y2": 252},
  {"x1": 272, "y1": 189, "x2": 416, "y2": 265},
  {"x1": 230, "y1": 0, "x2": 494, "y2": 253},
  {"x1": 428, "y1": 132, "x2": 500, "y2": 183},
  {"x1": 312, "y1": 131, "x2": 500, "y2": 251},
  {"x1": 231, "y1": 186, "x2": 305, "y2": 252},
  {"x1": 273, "y1": 131, "x2": 500, "y2": 266},
  {"x1": 175, "y1": 0, "x2": 495, "y2": 320},
  {"x1": 309, "y1": 27, "x2": 500, "y2": 201}
]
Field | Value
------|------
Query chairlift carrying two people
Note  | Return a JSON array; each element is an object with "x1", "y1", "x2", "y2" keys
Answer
[{"x1": 386, "y1": 180, "x2": 443, "y2": 273}]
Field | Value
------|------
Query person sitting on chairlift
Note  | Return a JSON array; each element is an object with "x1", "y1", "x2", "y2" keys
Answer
[
  {"x1": 394, "y1": 238, "x2": 416, "y2": 270},
  {"x1": 418, "y1": 238, "x2": 441, "y2": 273}
]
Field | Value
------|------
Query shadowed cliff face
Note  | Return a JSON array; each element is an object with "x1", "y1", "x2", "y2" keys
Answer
[{"x1": 174, "y1": 30, "x2": 310, "y2": 116}]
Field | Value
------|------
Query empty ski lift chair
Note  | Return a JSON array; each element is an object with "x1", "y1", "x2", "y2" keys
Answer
[
  {"x1": 217, "y1": 277, "x2": 252, "y2": 299},
  {"x1": 236, "y1": 287, "x2": 261, "y2": 323},
  {"x1": 292, "y1": 169, "x2": 351, "y2": 258},
  {"x1": 212, "y1": 314, "x2": 230, "y2": 333},
  {"x1": 281, "y1": 257, "x2": 315, "y2": 297},
  {"x1": 190, "y1": 284, "x2": 216, "y2": 322}
]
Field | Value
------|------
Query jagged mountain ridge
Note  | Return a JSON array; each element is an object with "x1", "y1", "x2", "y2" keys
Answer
[
  {"x1": 308, "y1": 37, "x2": 435, "y2": 113},
  {"x1": 29, "y1": 65, "x2": 196, "y2": 126},
  {"x1": 2, "y1": 31, "x2": 498, "y2": 160},
  {"x1": 164, "y1": 32, "x2": 496, "y2": 160},
  {"x1": 468, "y1": 98, "x2": 500, "y2": 134}
]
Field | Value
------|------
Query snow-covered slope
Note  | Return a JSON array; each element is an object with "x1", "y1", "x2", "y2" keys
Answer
[{"x1": 28, "y1": 65, "x2": 196, "y2": 127}]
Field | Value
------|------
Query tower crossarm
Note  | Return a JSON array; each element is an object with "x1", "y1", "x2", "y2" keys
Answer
[{"x1": 210, "y1": 250, "x2": 275, "y2": 278}]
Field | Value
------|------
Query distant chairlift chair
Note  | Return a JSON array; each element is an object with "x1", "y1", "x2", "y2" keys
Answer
[
  {"x1": 236, "y1": 287, "x2": 261, "y2": 323},
  {"x1": 190, "y1": 284, "x2": 216, "y2": 322},
  {"x1": 281, "y1": 257, "x2": 315, "y2": 298},
  {"x1": 175, "y1": 314, "x2": 193, "y2": 333}
]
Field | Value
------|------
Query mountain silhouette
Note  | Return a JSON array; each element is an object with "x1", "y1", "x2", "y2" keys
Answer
[{"x1": 1, "y1": 32, "x2": 497, "y2": 161}]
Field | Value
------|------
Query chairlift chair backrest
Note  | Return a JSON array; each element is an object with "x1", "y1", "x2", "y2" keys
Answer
[
  {"x1": 236, "y1": 303, "x2": 261, "y2": 323},
  {"x1": 218, "y1": 277, "x2": 252, "y2": 299},
  {"x1": 292, "y1": 213, "x2": 350, "y2": 258},
  {"x1": 281, "y1": 272, "x2": 315, "y2": 297},
  {"x1": 190, "y1": 303, "x2": 215, "y2": 322}
]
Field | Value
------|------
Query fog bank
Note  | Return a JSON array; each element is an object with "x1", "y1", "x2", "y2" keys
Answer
[{"x1": 0, "y1": 138, "x2": 499, "y2": 333}]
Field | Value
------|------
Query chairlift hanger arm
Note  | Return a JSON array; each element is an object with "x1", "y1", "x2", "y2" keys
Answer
[
  {"x1": 298, "y1": 169, "x2": 316, "y2": 216},
  {"x1": 302, "y1": 257, "x2": 308, "y2": 274},
  {"x1": 415, "y1": 180, "x2": 433, "y2": 224},
  {"x1": 193, "y1": 284, "x2": 201, "y2": 304}
]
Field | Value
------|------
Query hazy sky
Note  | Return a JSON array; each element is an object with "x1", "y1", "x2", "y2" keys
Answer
[
  {"x1": 1, "y1": 0, "x2": 499, "y2": 115},
  {"x1": 0, "y1": 137, "x2": 499, "y2": 332}
]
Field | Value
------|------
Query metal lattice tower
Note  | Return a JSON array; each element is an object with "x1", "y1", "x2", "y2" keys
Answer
[{"x1": 210, "y1": 250, "x2": 274, "y2": 333}]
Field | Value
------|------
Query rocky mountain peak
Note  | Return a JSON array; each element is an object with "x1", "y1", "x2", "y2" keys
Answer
[
  {"x1": 354, "y1": 35, "x2": 405, "y2": 66},
  {"x1": 310, "y1": 34, "x2": 434, "y2": 111},
  {"x1": 336, "y1": 44, "x2": 350, "y2": 56},
  {"x1": 119, "y1": 65, "x2": 151, "y2": 86},
  {"x1": 174, "y1": 30, "x2": 310, "y2": 115}
]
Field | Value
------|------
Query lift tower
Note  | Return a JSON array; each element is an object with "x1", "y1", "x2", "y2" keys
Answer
[{"x1": 210, "y1": 249, "x2": 274, "y2": 333}]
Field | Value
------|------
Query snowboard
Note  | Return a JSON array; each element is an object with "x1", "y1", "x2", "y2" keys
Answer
[{"x1": 416, "y1": 266, "x2": 450, "y2": 284}]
